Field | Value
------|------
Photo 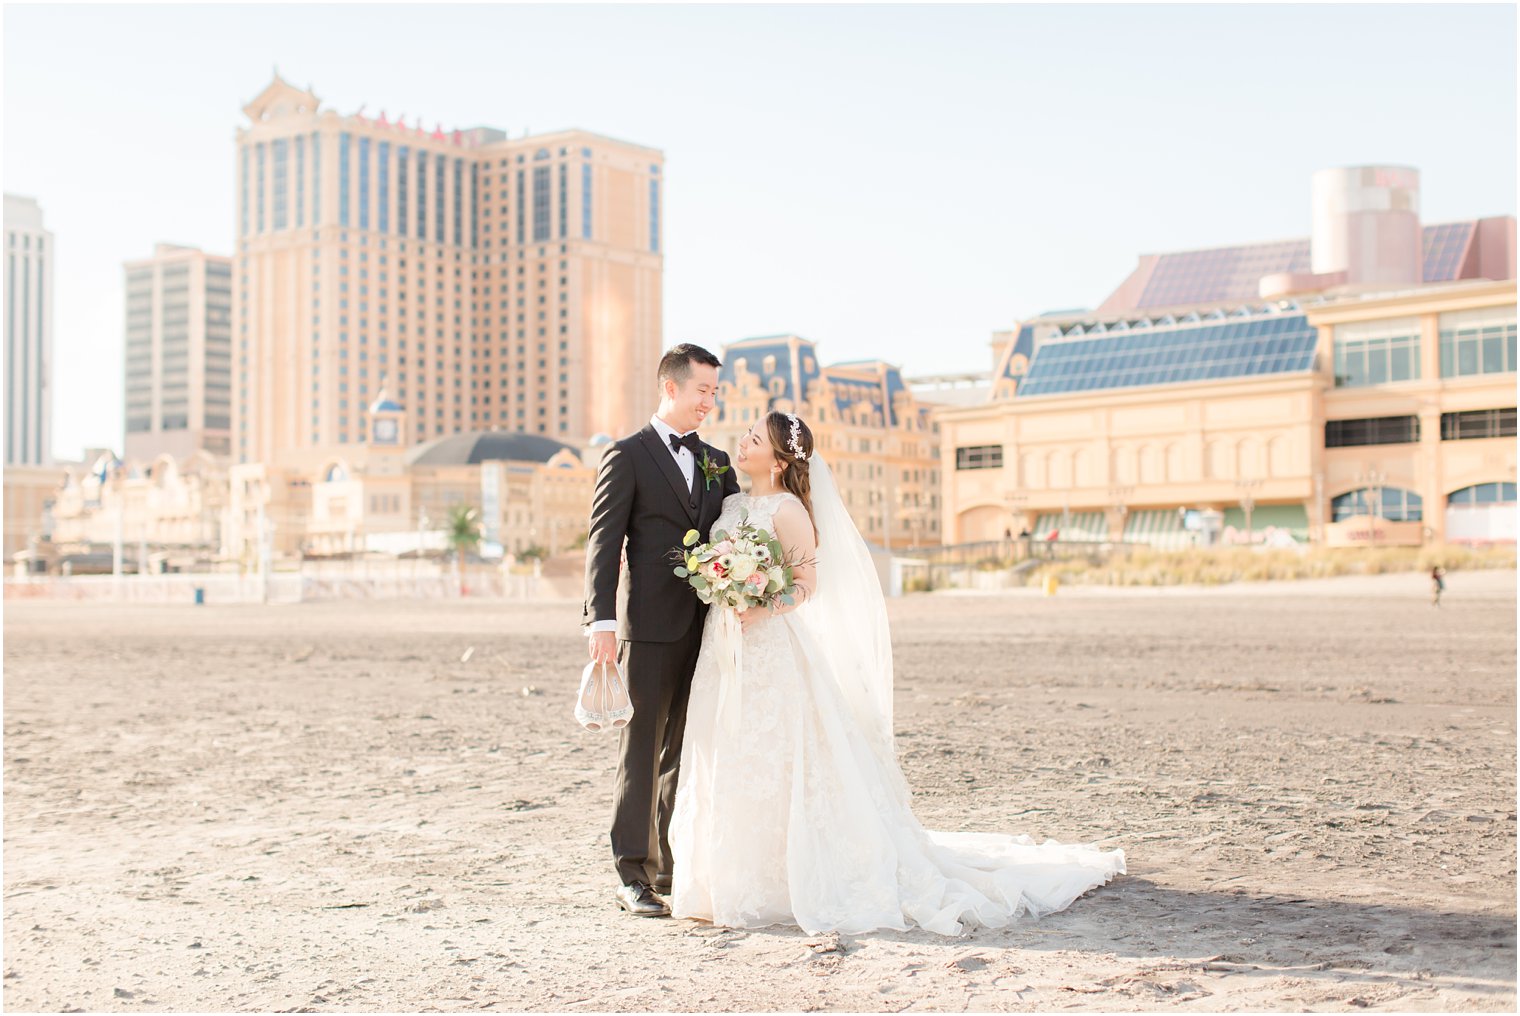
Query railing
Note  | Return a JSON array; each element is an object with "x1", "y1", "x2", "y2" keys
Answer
[
  {"x1": 890, "y1": 537, "x2": 1141, "y2": 593},
  {"x1": 2, "y1": 562, "x2": 577, "y2": 604}
]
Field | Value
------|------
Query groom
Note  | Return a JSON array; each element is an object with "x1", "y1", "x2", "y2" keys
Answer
[{"x1": 582, "y1": 343, "x2": 741, "y2": 917}]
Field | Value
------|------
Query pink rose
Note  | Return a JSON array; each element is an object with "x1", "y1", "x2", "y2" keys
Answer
[
  {"x1": 746, "y1": 571, "x2": 768, "y2": 590},
  {"x1": 713, "y1": 540, "x2": 735, "y2": 556}
]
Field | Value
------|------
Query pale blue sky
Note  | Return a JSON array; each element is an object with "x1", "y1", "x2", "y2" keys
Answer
[{"x1": 5, "y1": 2, "x2": 1515, "y2": 460}]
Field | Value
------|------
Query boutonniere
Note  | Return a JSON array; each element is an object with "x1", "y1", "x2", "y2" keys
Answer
[{"x1": 698, "y1": 449, "x2": 730, "y2": 491}]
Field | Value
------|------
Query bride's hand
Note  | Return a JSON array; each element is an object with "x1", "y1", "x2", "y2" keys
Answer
[{"x1": 738, "y1": 604, "x2": 772, "y2": 633}]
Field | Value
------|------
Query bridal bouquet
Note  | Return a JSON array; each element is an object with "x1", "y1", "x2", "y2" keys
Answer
[{"x1": 672, "y1": 511, "x2": 799, "y2": 612}]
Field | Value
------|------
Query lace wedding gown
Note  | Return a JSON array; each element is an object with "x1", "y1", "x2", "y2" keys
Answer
[{"x1": 669, "y1": 491, "x2": 1126, "y2": 936}]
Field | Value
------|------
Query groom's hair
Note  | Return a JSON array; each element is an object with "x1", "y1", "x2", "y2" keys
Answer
[{"x1": 658, "y1": 343, "x2": 722, "y2": 387}]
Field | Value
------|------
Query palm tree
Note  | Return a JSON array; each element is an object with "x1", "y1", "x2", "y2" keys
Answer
[{"x1": 446, "y1": 505, "x2": 480, "y2": 594}]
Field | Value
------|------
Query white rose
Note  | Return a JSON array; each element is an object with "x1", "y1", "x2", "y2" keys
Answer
[{"x1": 728, "y1": 557, "x2": 756, "y2": 583}]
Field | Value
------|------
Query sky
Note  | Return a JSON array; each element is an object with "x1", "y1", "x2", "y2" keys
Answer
[{"x1": 4, "y1": 2, "x2": 1516, "y2": 462}]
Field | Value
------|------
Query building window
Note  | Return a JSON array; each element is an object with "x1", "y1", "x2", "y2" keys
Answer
[
  {"x1": 471, "y1": 163, "x2": 479, "y2": 249},
  {"x1": 295, "y1": 135, "x2": 305, "y2": 228},
  {"x1": 649, "y1": 178, "x2": 660, "y2": 253},
  {"x1": 311, "y1": 131, "x2": 321, "y2": 225},
  {"x1": 1449, "y1": 482, "x2": 1517, "y2": 505},
  {"x1": 955, "y1": 445, "x2": 1003, "y2": 471},
  {"x1": 1325, "y1": 415, "x2": 1420, "y2": 447},
  {"x1": 581, "y1": 162, "x2": 592, "y2": 240},
  {"x1": 516, "y1": 169, "x2": 526, "y2": 245},
  {"x1": 453, "y1": 158, "x2": 464, "y2": 246},
  {"x1": 272, "y1": 138, "x2": 289, "y2": 229},
  {"x1": 1441, "y1": 407, "x2": 1517, "y2": 441},
  {"x1": 558, "y1": 162, "x2": 568, "y2": 239},
  {"x1": 358, "y1": 136, "x2": 372, "y2": 229},
  {"x1": 338, "y1": 132, "x2": 352, "y2": 227},
  {"x1": 377, "y1": 141, "x2": 390, "y2": 233},
  {"x1": 434, "y1": 154, "x2": 446, "y2": 244},
  {"x1": 1333, "y1": 318, "x2": 1420, "y2": 387},
  {"x1": 256, "y1": 142, "x2": 266, "y2": 232},
  {"x1": 416, "y1": 148, "x2": 427, "y2": 239},
  {"x1": 532, "y1": 166, "x2": 551, "y2": 242},
  {"x1": 1331, "y1": 487, "x2": 1422, "y2": 522},
  {"x1": 397, "y1": 145, "x2": 409, "y2": 235},
  {"x1": 1439, "y1": 307, "x2": 1517, "y2": 378}
]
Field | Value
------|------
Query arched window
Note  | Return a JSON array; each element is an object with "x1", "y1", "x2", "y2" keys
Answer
[
  {"x1": 1448, "y1": 482, "x2": 1517, "y2": 505},
  {"x1": 325, "y1": 463, "x2": 348, "y2": 483},
  {"x1": 1331, "y1": 487, "x2": 1422, "y2": 522}
]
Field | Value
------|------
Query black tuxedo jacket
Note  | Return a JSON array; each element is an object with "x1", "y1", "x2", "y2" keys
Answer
[{"x1": 582, "y1": 424, "x2": 742, "y2": 643}]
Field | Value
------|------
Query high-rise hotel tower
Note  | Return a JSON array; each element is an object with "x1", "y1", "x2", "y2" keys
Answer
[
  {"x1": 234, "y1": 75, "x2": 663, "y2": 464},
  {"x1": 4, "y1": 194, "x2": 53, "y2": 466}
]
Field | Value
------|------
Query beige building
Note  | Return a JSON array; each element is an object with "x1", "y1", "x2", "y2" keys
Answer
[
  {"x1": 124, "y1": 244, "x2": 233, "y2": 460},
  {"x1": 4, "y1": 464, "x2": 67, "y2": 563},
  {"x1": 707, "y1": 335, "x2": 942, "y2": 548},
  {"x1": 225, "y1": 392, "x2": 597, "y2": 563},
  {"x1": 942, "y1": 282, "x2": 1515, "y2": 548},
  {"x1": 44, "y1": 449, "x2": 229, "y2": 569},
  {"x1": 939, "y1": 169, "x2": 1515, "y2": 549},
  {"x1": 233, "y1": 75, "x2": 663, "y2": 466}
]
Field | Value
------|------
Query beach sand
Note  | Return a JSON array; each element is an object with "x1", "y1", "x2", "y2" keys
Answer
[{"x1": 4, "y1": 569, "x2": 1515, "y2": 1012}]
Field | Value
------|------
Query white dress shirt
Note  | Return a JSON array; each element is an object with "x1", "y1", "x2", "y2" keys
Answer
[{"x1": 587, "y1": 415, "x2": 698, "y2": 635}]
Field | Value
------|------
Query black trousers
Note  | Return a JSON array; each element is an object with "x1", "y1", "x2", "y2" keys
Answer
[{"x1": 611, "y1": 608, "x2": 705, "y2": 887}]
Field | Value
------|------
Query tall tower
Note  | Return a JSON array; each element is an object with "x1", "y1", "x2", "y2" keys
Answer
[
  {"x1": 233, "y1": 75, "x2": 663, "y2": 466},
  {"x1": 123, "y1": 243, "x2": 233, "y2": 461},
  {"x1": 4, "y1": 193, "x2": 53, "y2": 465}
]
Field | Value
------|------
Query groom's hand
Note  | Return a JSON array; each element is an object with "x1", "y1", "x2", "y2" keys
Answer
[{"x1": 589, "y1": 631, "x2": 618, "y2": 665}]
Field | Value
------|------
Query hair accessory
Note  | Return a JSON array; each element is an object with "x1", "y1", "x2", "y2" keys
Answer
[{"x1": 785, "y1": 413, "x2": 806, "y2": 460}]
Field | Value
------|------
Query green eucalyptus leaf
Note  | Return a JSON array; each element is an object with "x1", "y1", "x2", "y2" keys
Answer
[{"x1": 674, "y1": 566, "x2": 689, "y2": 578}]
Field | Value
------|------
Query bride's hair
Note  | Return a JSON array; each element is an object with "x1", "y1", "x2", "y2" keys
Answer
[{"x1": 763, "y1": 411, "x2": 818, "y2": 542}]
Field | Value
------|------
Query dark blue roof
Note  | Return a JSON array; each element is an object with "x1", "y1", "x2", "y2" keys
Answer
[
  {"x1": 1000, "y1": 325, "x2": 1038, "y2": 382},
  {"x1": 722, "y1": 339, "x2": 821, "y2": 407},
  {"x1": 404, "y1": 431, "x2": 577, "y2": 465}
]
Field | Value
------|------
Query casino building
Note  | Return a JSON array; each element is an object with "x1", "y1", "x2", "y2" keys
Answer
[
  {"x1": 938, "y1": 167, "x2": 1516, "y2": 548},
  {"x1": 706, "y1": 335, "x2": 943, "y2": 548}
]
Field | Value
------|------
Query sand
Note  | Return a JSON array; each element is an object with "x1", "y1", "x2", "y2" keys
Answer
[{"x1": 3, "y1": 569, "x2": 1515, "y2": 1013}]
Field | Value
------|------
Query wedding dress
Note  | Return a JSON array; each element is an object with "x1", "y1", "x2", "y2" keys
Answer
[{"x1": 668, "y1": 458, "x2": 1125, "y2": 936}]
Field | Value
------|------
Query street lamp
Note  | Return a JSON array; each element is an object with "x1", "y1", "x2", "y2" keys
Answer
[
  {"x1": 1235, "y1": 478, "x2": 1262, "y2": 545},
  {"x1": 1002, "y1": 490, "x2": 1029, "y2": 542},
  {"x1": 1107, "y1": 485, "x2": 1134, "y2": 543},
  {"x1": 1355, "y1": 467, "x2": 1385, "y2": 546}
]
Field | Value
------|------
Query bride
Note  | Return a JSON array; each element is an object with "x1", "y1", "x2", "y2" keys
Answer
[{"x1": 668, "y1": 410, "x2": 1125, "y2": 936}]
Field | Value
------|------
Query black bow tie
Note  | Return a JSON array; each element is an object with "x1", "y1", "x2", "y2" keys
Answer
[{"x1": 668, "y1": 431, "x2": 701, "y2": 456}]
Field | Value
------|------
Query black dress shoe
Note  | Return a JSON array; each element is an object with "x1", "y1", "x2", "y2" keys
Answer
[{"x1": 616, "y1": 882, "x2": 670, "y2": 918}]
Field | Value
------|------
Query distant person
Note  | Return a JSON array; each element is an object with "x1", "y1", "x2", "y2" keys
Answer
[{"x1": 1431, "y1": 566, "x2": 1446, "y2": 607}]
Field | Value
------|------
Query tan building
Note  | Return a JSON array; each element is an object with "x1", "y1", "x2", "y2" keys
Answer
[
  {"x1": 124, "y1": 243, "x2": 233, "y2": 460},
  {"x1": 233, "y1": 75, "x2": 662, "y2": 466},
  {"x1": 45, "y1": 449, "x2": 229, "y2": 568},
  {"x1": 708, "y1": 335, "x2": 942, "y2": 548},
  {"x1": 938, "y1": 169, "x2": 1515, "y2": 549},
  {"x1": 225, "y1": 393, "x2": 597, "y2": 563},
  {"x1": 3, "y1": 464, "x2": 68, "y2": 563},
  {"x1": 942, "y1": 282, "x2": 1516, "y2": 548}
]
